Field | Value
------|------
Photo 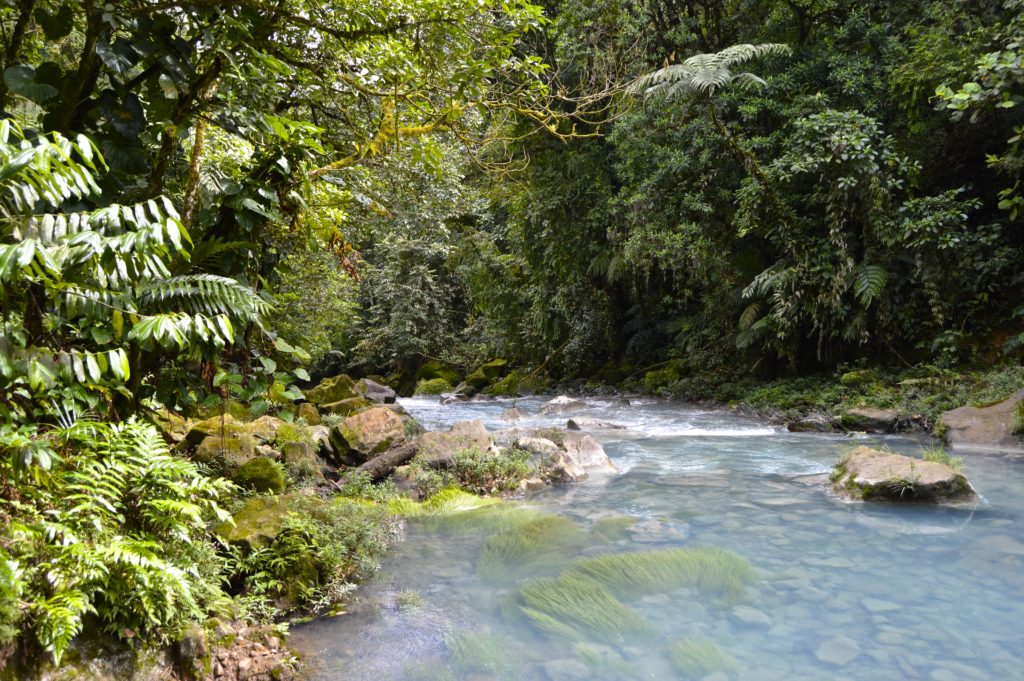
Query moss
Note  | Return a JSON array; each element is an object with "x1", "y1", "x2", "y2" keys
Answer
[
  {"x1": 567, "y1": 547, "x2": 756, "y2": 602},
  {"x1": 463, "y1": 368, "x2": 490, "y2": 390},
  {"x1": 478, "y1": 358, "x2": 508, "y2": 379},
  {"x1": 231, "y1": 457, "x2": 287, "y2": 493},
  {"x1": 486, "y1": 372, "x2": 521, "y2": 396},
  {"x1": 321, "y1": 396, "x2": 373, "y2": 416},
  {"x1": 518, "y1": 574, "x2": 649, "y2": 642},
  {"x1": 477, "y1": 515, "x2": 587, "y2": 582},
  {"x1": 414, "y1": 378, "x2": 453, "y2": 395},
  {"x1": 668, "y1": 639, "x2": 736, "y2": 679},
  {"x1": 839, "y1": 369, "x2": 878, "y2": 389},
  {"x1": 415, "y1": 360, "x2": 462, "y2": 386},
  {"x1": 303, "y1": 374, "x2": 357, "y2": 405},
  {"x1": 274, "y1": 422, "x2": 313, "y2": 447},
  {"x1": 387, "y1": 486, "x2": 500, "y2": 516}
]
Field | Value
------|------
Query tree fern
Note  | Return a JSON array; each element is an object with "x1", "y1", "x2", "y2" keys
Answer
[{"x1": 629, "y1": 44, "x2": 791, "y2": 99}]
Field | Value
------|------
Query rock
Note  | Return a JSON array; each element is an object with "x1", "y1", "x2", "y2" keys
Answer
[
  {"x1": 545, "y1": 451, "x2": 588, "y2": 483},
  {"x1": 219, "y1": 495, "x2": 299, "y2": 548},
  {"x1": 231, "y1": 456, "x2": 286, "y2": 493},
  {"x1": 414, "y1": 378, "x2": 453, "y2": 395},
  {"x1": 304, "y1": 374, "x2": 357, "y2": 405},
  {"x1": 841, "y1": 406, "x2": 899, "y2": 433},
  {"x1": 194, "y1": 433, "x2": 257, "y2": 470},
  {"x1": 566, "y1": 417, "x2": 625, "y2": 431},
  {"x1": 150, "y1": 409, "x2": 189, "y2": 444},
  {"x1": 442, "y1": 391, "x2": 472, "y2": 404},
  {"x1": 543, "y1": 658, "x2": 590, "y2": 681},
  {"x1": 563, "y1": 432, "x2": 617, "y2": 472},
  {"x1": 517, "y1": 477, "x2": 547, "y2": 493},
  {"x1": 355, "y1": 378, "x2": 397, "y2": 404},
  {"x1": 815, "y1": 636, "x2": 861, "y2": 666},
  {"x1": 416, "y1": 419, "x2": 493, "y2": 468},
  {"x1": 309, "y1": 425, "x2": 332, "y2": 454},
  {"x1": 829, "y1": 446, "x2": 977, "y2": 504},
  {"x1": 184, "y1": 413, "x2": 246, "y2": 446},
  {"x1": 938, "y1": 389, "x2": 1024, "y2": 451},
  {"x1": 246, "y1": 415, "x2": 284, "y2": 443},
  {"x1": 297, "y1": 402, "x2": 321, "y2": 425},
  {"x1": 274, "y1": 421, "x2": 314, "y2": 448},
  {"x1": 487, "y1": 372, "x2": 522, "y2": 396},
  {"x1": 730, "y1": 605, "x2": 772, "y2": 628},
  {"x1": 787, "y1": 414, "x2": 838, "y2": 432},
  {"x1": 321, "y1": 396, "x2": 374, "y2": 416},
  {"x1": 281, "y1": 441, "x2": 323, "y2": 481},
  {"x1": 478, "y1": 358, "x2": 508, "y2": 379},
  {"x1": 517, "y1": 436, "x2": 562, "y2": 458},
  {"x1": 539, "y1": 395, "x2": 587, "y2": 415},
  {"x1": 328, "y1": 407, "x2": 406, "y2": 466},
  {"x1": 415, "y1": 359, "x2": 461, "y2": 386},
  {"x1": 501, "y1": 407, "x2": 529, "y2": 421}
]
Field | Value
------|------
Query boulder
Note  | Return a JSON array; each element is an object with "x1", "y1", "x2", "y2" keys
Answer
[
  {"x1": 328, "y1": 407, "x2": 406, "y2": 466},
  {"x1": 416, "y1": 419, "x2": 493, "y2": 468},
  {"x1": 304, "y1": 374, "x2": 357, "y2": 405},
  {"x1": 274, "y1": 421, "x2": 315, "y2": 448},
  {"x1": 566, "y1": 417, "x2": 624, "y2": 431},
  {"x1": 414, "y1": 378, "x2": 453, "y2": 395},
  {"x1": 231, "y1": 457, "x2": 286, "y2": 494},
  {"x1": 829, "y1": 446, "x2": 977, "y2": 504},
  {"x1": 321, "y1": 396, "x2": 374, "y2": 416},
  {"x1": 246, "y1": 415, "x2": 284, "y2": 443},
  {"x1": 218, "y1": 495, "x2": 297, "y2": 548},
  {"x1": 309, "y1": 425, "x2": 332, "y2": 455},
  {"x1": 183, "y1": 413, "x2": 246, "y2": 447},
  {"x1": 540, "y1": 395, "x2": 586, "y2": 416},
  {"x1": 938, "y1": 389, "x2": 1024, "y2": 451},
  {"x1": 787, "y1": 415, "x2": 838, "y2": 432},
  {"x1": 355, "y1": 378, "x2": 397, "y2": 404},
  {"x1": 563, "y1": 432, "x2": 617, "y2": 472},
  {"x1": 297, "y1": 402, "x2": 321, "y2": 425},
  {"x1": 281, "y1": 441, "x2": 323, "y2": 482},
  {"x1": 150, "y1": 408, "x2": 189, "y2": 444},
  {"x1": 841, "y1": 406, "x2": 899, "y2": 433},
  {"x1": 415, "y1": 360, "x2": 461, "y2": 386},
  {"x1": 194, "y1": 433, "x2": 256, "y2": 470},
  {"x1": 516, "y1": 436, "x2": 562, "y2": 458},
  {"x1": 478, "y1": 358, "x2": 508, "y2": 380},
  {"x1": 501, "y1": 407, "x2": 529, "y2": 421},
  {"x1": 545, "y1": 451, "x2": 588, "y2": 483}
]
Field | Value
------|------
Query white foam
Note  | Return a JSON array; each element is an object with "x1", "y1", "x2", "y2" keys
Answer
[{"x1": 641, "y1": 426, "x2": 778, "y2": 438}]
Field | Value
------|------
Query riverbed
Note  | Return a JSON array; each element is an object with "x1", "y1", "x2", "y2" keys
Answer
[{"x1": 290, "y1": 396, "x2": 1024, "y2": 680}]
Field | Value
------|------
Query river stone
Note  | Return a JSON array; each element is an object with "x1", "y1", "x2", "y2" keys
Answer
[
  {"x1": 517, "y1": 436, "x2": 562, "y2": 458},
  {"x1": 841, "y1": 406, "x2": 899, "y2": 433},
  {"x1": 539, "y1": 395, "x2": 586, "y2": 415},
  {"x1": 304, "y1": 373, "x2": 357, "y2": 405},
  {"x1": 829, "y1": 446, "x2": 977, "y2": 504},
  {"x1": 328, "y1": 407, "x2": 405, "y2": 466},
  {"x1": 730, "y1": 605, "x2": 772, "y2": 628},
  {"x1": 416, "y1": 419, "x2": 493, "y2": 468},
  {"x1": 938, "y1": 389, "x2": 1024, "y2": 451},
  {"x1": 787, "y1": 414, "x2": 838, "y2": 432},
  {"x1": 815, "y1": 636, "x2": 861, "y2": 666},
  {"x1": 194, "y1": 433, "x2": 257, "y2": 470},
  {"x1": 566, "y1": 417, "x2": 625, "y2": 431},
  {"x1": 355, "y1": 378, "x2": 397, "y2": 404},
  {"x1": 501, "y1": 407, "x2": 529, "y2": 421},
  {"x1": 563, "y1": 432, "x2": 617, "y2": 472},
  {"x1": 545, "y1": 451, "x2": 588, "y2": 483}
]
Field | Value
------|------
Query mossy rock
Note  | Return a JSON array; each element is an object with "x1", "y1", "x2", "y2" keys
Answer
[
  {"x1": 416, "y1": 360, "x2": 462, "y2": 386},
  {"x1": 231, "y1": 457, "x2": 286, "y2": 494},
  {"x1": 218, "y1": 495, "x2": 302, "y2": 548},
  {"x1": 415, "y1": 378, "x2": 453, "y2": 395},
  {"x1": 478, "y1": 358, "x2": 508, "y2": 380},
  {"x1": 321, "y1": 396, "x2": 374, "y2": 416},
  {"x1": 486, "y1": 372, "x2": 521, "y2": 397},
  {"x1": 643, "y1": 363, "x2": 681, "y2": 392},
  {"x1": 463, "y1": 368, "x2": 490, "y2": 391},
  {"x1": 149, "y1": 408, "x2": 189, "y2": 444},
  {"x1": 304, "y1": 374, "x2": 357, "y2": 405},
  {"x1": 281, "y1": 441, "x2": 323, "y2": 482},
  {"x1": 196, "y1": 399, "x2": 253, "y2": 421},
  {"x1": 329, "y1": 407, "x2": 406, "y2": 465},
  {"x1": 184, "y1": 413, "x2": 248, "y2": 446},
  {"x1": 297, "y1": 402, "x2": 321, "y2": 425},
  {"x1": 244, "y1": 415, "x2": 284, "y2": 443},
  {"x1": 193, "y1": 433, "x2": 256, "y2": 471},
  {"x1": 839, "y1": 369, "x2": 879, "y2": 389},
  {"x1": 274, "y1": 421, "x2": 314, "y2": 447}
]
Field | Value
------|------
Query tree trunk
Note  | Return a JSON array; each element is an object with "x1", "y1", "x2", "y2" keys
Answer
[{"x1": 334, "y1": 442, "x2": 418, "y2": 488}]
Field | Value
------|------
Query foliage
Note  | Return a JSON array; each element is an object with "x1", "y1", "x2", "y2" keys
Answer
[
  {"x1": 449, "y1": 447, "x2": 533, "y2": 495},
  {"x1": 1, "y1": 420, "x2": 232, "y2": 664}
]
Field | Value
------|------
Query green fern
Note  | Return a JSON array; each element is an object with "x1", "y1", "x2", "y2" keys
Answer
[
  {"x1": 853, "y1": 264, "x2": 888, "y2": 306},
  {"x1": 630, "y1": 43, "x2": 791, "y2": 99}
]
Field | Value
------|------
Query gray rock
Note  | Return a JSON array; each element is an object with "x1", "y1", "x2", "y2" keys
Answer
[
  {"x1": 938, "y1": 388, "x2": 1024, "y2": 451},
  {"x1": 815, "y1": 636, "x2": 861, "y2": 666},
  {"x1": 416, "y1": 419, "x2": 493, "y2": 468},
  {"x1": 539, "y1": 395, "x2": 587, "y2": 415},
  {"x1": 567, "y1": 417, "x2": 625, "y2": 431},
  {"x1": 517, "y1": 436, "x2": 562, "y2": 458},
  {"x1": 501, "y1": 407, "x2": 529, "y2": 421},
  {"x1": 830, "y1": 445, "x2": 977, "y2": 504},
  {"x1": 842, "y1": 406, "x2": 899, "y2": 433},
  {"x1": 355, "y1": 378, "x2": 397, "y2": 404},
  {"x1": 563, "y1": 432, "x2": 617, "y2": 472}
]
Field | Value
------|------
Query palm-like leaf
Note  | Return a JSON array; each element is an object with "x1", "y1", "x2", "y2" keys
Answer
[{"x1": 630, "y1": 43, "x2": 791, "y2": 99}]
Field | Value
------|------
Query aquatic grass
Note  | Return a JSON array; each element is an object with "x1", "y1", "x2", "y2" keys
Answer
[
  {"x1": 447, "y1": 630, "x2": 520, "y2": 679},
  {"x1": 518, "y1": 573, "x2": 649, "y2": 642},
  {"x1": 668, "y1": 638, "x2": 737, "y2": 678},
  {"x1": 567, "y1": 547, "x2": 756, "y2": 602},
  {"x1": 574, "y1": 643, "x2": 636, "y2": 679},
  {"x1": 386, "y1": 487, "x2": 501, "y2": 517},
  {"x1": 476, "y1": 514, "x2": 587, "y2": 581},
  {"x1": 921, "y1": 446, "x2": 964, "y2": 472},
  {"x1": 591, "y1": 516, "x2": 637, "y2": 542}
]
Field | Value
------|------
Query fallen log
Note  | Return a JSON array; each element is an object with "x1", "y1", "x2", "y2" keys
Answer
[{"x1": 334, "y1": 441, "x2": 418, "y2": 489}]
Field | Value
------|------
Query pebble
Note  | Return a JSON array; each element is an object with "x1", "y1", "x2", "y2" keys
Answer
[{"x1": 815, "y1": 636, "x2": 861, "y2": 666}]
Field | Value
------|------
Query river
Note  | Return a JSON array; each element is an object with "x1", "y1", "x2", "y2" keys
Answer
[{"x1": 290, "y1": 396, "x2": 1024, "y2": 680}]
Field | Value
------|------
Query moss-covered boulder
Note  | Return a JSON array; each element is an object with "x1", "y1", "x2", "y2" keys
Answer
[
  {"x1": 245, "y1": 415, "x2": 284, "y2": 443},
  {"x1": 231, "y1": 457, "x2": 287, "y2": 494},
  {"x1": 195, "y1": 399, "x2": 252, "y2": 421},
  {"x1": 463, "y1": 368, "x2": 491, "y2": 391},
  {"x1": 321, "y1": 396, "x2": 374, "y2": 417},
  {"x1": 281, "y1": 441, "x2": 323, "y2": 482},
  {"x1": 478, "y1": 358, "x2": 508, "y2": 380},
  {"x1": 486, "y1": 372, "x2": 520, "y2": 397},
  {"x1": 274, "y1": 421, "x2": 314, "y2": 447},
  {"x1": 218, "y1": 495, "x2": 297, "y2": 548},
  {"x1": 841, "y1": 406, "x2": 899, "y2": 433},
  {"x1": 193, "y1": 433, "x2": 257, "y2": 470},
  {"x1": 328, "y1": 406, "x2": 406, "y2": 466},
  {"x1": 416, "y1": 360, "x2": 461, "y2": 386},
  {"x1": 183, "y1": 413, "x2": 248, "y2": 447},
  {"x1": 297, "y1": 402, "x2": 321, "y2": 425},
  {"x1": 415, "y1": 378, "x2": 453, "y2": 395},
  {"x1": 150, "y1": 408, "x2": 189, "y2": 444},
  {"x1": 839, "y1": 369, "x2": 879, "y2": 389},
  {"x1": 829, "y1": 446, "x2": 977, "y2": 504},
  {"x1": 304, "y1": 373, "x2": 357, "y2": 405}
]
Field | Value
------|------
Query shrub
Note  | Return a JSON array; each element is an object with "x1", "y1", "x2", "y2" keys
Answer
[{"x1": 450, "y1": 447, "x2": 532, "y2": 494}]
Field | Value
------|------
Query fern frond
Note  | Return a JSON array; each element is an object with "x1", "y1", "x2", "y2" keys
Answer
[
  {"x1": 853, "y1": 264, "x2": 887, "y2": 306},
  {"x1": 630, "y1": 43, "x2": 790, "y2": 99}
]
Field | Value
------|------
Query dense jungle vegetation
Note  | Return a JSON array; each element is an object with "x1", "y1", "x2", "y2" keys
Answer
[{"x1": 1, "y1": 0, "x2": 1023, "y2": 676}]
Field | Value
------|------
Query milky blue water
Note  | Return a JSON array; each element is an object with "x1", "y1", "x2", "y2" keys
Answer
[{"x1": 290, "y1": 396, "x2": 1024, "y2": 680}]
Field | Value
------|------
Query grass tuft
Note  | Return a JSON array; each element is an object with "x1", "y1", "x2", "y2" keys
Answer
[
  {"x1": 447, "y1": 630, "x2": 519, "y2": 678},
  {"x1": 921, "y1": 446, "x2": 964, "y2": 471},
  {"x1": 477, "y1": 515, "x2": 587, "y2": 581},
  {"x1": 518, "y1": 573, "x2": 648, "y2": 642},
  {"x1": 668, "y1": 638, "x2": 737, "y2": 678}
]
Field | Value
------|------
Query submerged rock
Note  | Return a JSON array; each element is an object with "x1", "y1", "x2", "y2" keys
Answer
[
  {"x1": 841, "y1": 407, "x2": 899, "y2": 433},
  {"x1": 938, "y1": 389, "x2": 1024, "y2": 451},
  {"x1": 829, "y1": 446, "x2": 976, "y2": 504},
  {"x1": 815, "y1": 635, "x2": 861, "y2": 666},
  {"x1": 539, "y1": 395, "x2": 586, "y2": 415}
]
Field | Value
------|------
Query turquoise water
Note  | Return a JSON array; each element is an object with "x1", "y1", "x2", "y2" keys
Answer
[{"x1": 290, "y1": 397, "x2": 1024, "y2": 680}]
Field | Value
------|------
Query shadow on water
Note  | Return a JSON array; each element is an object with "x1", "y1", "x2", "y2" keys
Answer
[{"x1": 290, "y1": 397, "x2": 1024, "y2": 681}]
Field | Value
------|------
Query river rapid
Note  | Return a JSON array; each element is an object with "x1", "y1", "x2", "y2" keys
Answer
[{"x1": 290, "y1": 396, "x2": 1024, "y2": 680}]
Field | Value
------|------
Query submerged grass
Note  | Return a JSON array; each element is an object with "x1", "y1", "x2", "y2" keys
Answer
[
  {"x1": 447, "y1": 630, "x2": 519, "y2": 679},
  {"x1": 518, "y1": 573, "x2": 649, "y2": 643},
  {"x1": 477, "y1": 514, "x2": 587, "y2": 581},
  {"x1": 567, "y1": 547, "x2": 756, "y2": 602},
  {"x1": 386, "y1": 487, "x2": 499, "y2": 516},
  {"x1": 668, "y1": 638, "x2": 737, "y2": 678},
  {"x1": 591, "y1": 516, "x2": 637, "y2": 542}
]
